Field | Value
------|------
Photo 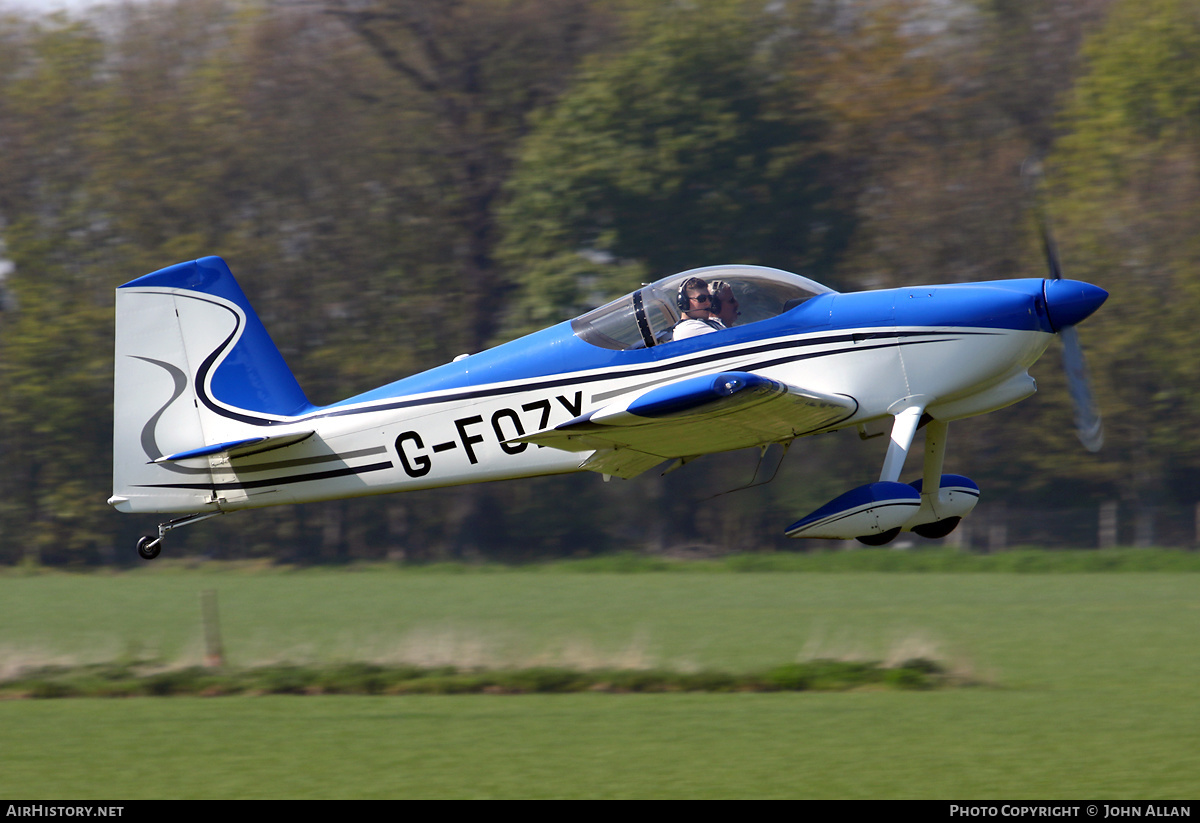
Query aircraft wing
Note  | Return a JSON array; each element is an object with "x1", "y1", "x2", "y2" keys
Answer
[
  {"x1": 512, "y1": 372, "x2": 857, "y2": 478},
  {"x1": 152, "y1": 431, "x2": 316, "y2": 463}
]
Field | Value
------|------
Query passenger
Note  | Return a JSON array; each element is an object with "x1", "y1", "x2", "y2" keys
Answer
[
  {"x1": 673, "y1": 277, "x2": 726, "y2": 340},
  {"x1": 710, "y1": 280, "x2": 740, "y2": 328}
]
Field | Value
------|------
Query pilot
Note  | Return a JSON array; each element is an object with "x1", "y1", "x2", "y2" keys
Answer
[
  {"x1": 673, "y1": 277, "x2": 726, "y2": 340},
  {"x1": 710, "y1": 279, "x2": 740, "y2": 328}
]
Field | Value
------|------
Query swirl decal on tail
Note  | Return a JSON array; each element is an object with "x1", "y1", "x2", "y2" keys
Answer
[{"x1": 132, "y1": 356, "x2": 210, "y2": 475}]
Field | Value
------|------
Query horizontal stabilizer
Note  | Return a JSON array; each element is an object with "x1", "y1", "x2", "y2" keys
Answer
[
  {"x1": 153, "y1": 431, "x2": 315, "y2": 463},
  {"x1": 513, "y1": 372, "x2": 856, "y2": 477}
]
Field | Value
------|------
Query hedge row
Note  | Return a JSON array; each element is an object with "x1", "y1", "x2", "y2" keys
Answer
[{"x1": 0, "y1": 658, "x2": 955, "y2": 698}]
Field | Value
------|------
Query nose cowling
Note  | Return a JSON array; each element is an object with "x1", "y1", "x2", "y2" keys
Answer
[{"x1": 1043, "y1": 279, "x2": 1108, "y2": 332}]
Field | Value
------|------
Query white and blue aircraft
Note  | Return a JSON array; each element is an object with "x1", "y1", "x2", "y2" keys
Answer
[{"x1": 111, "y1": 251, "x2": 1106, "y2": 559}]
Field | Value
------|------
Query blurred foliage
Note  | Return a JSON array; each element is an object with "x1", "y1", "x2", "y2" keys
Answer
[
  {"x1": 498, "y1": 0, "x2": 848, "y2": 335},
  {"x1": 1045, "y1": 0, "x2": 1200, "y2": 539},
  {"x1": 1, "y1": 0, "x2": 1196, "y2": 565}
]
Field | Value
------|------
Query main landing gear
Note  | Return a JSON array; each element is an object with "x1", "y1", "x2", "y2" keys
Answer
[
  {"x1": 855, "y1": 515, "x2": 962, "y2": 546},
  {"x1": 135, "y1": 510, "x2": 225, "y2": 560},
  {"x1": 856, "y1": 528, "x2": 902, "y2": 547},
  {"x1": 785, "y1": 411, "x2": 979, "y2": 543},
  {"x1": 910, "y1": 516, "x2": 962, "y2": 540}
]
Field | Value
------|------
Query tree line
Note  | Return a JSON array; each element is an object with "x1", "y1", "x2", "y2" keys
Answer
[{"x1": 0, "y1": 0, "x2": 1195, "y2": 564}]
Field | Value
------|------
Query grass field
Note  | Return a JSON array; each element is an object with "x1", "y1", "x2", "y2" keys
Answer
[{"x1": 1, "y1": 557, "x2": 1198, "y2": 798}]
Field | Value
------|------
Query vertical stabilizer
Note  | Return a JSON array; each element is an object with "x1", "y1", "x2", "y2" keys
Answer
[{"x1": 111, "y1": 257, "x2": 313, "y2": 514}]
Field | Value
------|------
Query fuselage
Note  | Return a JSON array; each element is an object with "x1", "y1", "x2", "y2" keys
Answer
[{"x1": 122, "y1": 277, "x2": 1060, "y2": 514}]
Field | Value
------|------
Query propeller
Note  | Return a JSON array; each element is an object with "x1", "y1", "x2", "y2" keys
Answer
[{"x1": 1023, "y1": 159, "x2": 1104, "y2": 453}]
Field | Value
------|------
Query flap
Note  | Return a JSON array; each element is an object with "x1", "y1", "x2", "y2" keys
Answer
[{"x1": 578, "y1": 448, "x2": 670, "y2": 480}]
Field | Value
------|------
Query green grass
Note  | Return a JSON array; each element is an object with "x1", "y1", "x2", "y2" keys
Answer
[
  {"x1": 541, "y1": 547, "x2": 1200, "y2": 573},
  {"x1": 7, "y1": 547, "x2": 1200, "y2": 579},
  {"x1": 2, "y1": 691, "x2": 1197, "y2": 798},
  {"x1": 1, "y1": 562, "x2": 1199, "y2": 797}
]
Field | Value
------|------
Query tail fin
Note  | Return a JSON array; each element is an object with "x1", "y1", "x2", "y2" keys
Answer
[{"x1": 111, "y1": 257, "x2": 314, "y2": 513}]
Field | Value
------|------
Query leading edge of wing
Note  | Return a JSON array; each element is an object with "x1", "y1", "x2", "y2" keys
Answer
[{"x1": 512, "y1": 371, "x2": 857, "y2": 461}]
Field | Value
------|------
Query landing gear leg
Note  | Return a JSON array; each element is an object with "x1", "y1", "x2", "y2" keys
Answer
[
  {"x1": 879, "y1": 405, "x2": 925, "y2": 483},
  {"x1": 135, "y1": 510, "x2": 225, "y2": 560},
  {"x1": 919, "y1": 418, "x2": 949, "y2": 519},
  {"x1": 855, "y1": 405, "x2": 924, "y2": 545}
]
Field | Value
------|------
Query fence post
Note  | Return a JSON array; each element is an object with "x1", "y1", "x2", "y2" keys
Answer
[
  {"x1": 201, "y1": 589, "x2": 225, "y2": 668},
  {"x1": 948, "y1": 515, "x2": 968, "y2": 551},
  {"x1": 987, "y1": 504, "x2": 1007, "y2": 553},
  {"x1": 1099, "y1": 501, "x2": 1118, "y2": 549},
  {"x1": 1134, "y1": 505, "x2": 1156, "y2": 548}
]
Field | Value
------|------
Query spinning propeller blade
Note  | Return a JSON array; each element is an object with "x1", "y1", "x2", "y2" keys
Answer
[
  {"x1": 1060, "y1": 325, "x2": 1104, "y2": 452},
  {"x1": 1024, "y1": 159, "x2": 1104, "y2": 453}
]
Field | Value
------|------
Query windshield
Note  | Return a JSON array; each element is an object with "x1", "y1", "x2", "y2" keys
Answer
[{"x1": 570, "y1": 265, "x2": 835, "y2": 351}]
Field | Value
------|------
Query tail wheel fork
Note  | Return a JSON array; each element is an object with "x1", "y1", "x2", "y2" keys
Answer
[{"x1": 135, "y1": 510, "x2": 225, "y2": 560}]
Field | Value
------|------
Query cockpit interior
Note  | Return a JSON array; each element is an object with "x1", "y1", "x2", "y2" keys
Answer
[{"x1": 570, "y1": 264, "x2": 835, "y2": 350}]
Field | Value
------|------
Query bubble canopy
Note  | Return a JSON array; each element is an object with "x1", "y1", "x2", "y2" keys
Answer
[{"x1": 570, "y1": 265, "x2": 836, "y2": 351}]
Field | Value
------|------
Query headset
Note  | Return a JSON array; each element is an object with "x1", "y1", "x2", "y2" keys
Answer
[
  {"x1": 676, "y1": 277, "x2": 709, "y2": 312},
  {"x1": 709, "y1": 279, "x2": 730, "y2": 314}
]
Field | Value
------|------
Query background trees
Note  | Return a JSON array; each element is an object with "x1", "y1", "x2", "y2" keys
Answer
[
  {"x1": 1045, "y1": 0, "x2": 1200, "y2": 543},
  {"x1": 499, "y1": 0, "x2": 850, "y2": 333},
  {"x1": 0, "y1": 0, "x2": 1192, "y2": 563}
]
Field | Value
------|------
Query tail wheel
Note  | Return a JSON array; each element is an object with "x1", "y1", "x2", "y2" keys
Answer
[
  {"x1": 136, "y1": 535, "x2": 161, "y2": 560},
  {"x1": 856, "y1": 527, "x2": 900, "y2": 547}
]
